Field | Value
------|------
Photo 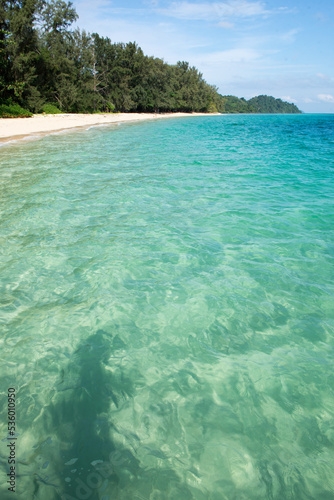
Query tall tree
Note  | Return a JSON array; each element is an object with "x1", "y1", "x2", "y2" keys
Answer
[
  {"x1": 36, "y1": 0, "x2": 79, "y2": 110},
  {"x1": 1, "y1": 0, "x2": 42, "y2": 107},
  {"x1": 0, "y1": 2, "x2": 11, "y2": 100}
]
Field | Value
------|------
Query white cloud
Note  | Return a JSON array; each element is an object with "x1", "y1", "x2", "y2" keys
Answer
[
  {"x1": 280, "y1": 28, "x2": 300, "y2": 43},
  {"x1": 318, "y1": 94, "x2": 334, "y2": 103},
  {"x1": 315, "y1": 73, "x2": 334, "y2": 83},
  {"x1": 281, "y1": 95, "x2": 297, "y2": 103},
  {"x1": 303, "y1": 98, "x2": 314, "y2": 103},
  {"x1": 190, "y1": 47, "x2": 274, "y2": 88},
  {"x1": 203, "y1": 48, "x2": 261, "y2": 63},
  {"x1": 218, "y1": 20, "x2": 235, "y2": 28},
  {"x1": 73, "y1": 14, "x2": 210, "y2": 61},
  {"x1": 156, "y1": 1, "x2": 270, "y2": 21}
]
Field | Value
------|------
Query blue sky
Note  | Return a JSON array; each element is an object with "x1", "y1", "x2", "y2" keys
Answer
[{"x1": 72, "y1": 0, "x2": 334, "y2": 112}]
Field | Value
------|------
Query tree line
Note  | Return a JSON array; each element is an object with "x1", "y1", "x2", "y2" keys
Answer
[
  {"x1": 219, "y1": 95, "x2": 301, "y2": 114},
  {"x1": 0, "y1": 0, "x2": 301, "y2": 116},
  {"x1": 0, "y1": 0, "x2": 220, "y2": 115}
]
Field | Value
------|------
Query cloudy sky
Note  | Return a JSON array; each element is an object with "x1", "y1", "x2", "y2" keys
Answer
[{"x1": 72, "y1": 0, "x2": 334, "y2": 112}]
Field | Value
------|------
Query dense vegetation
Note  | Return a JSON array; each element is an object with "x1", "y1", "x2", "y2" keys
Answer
[
  {"x1": 0, "y1": 0, "x2": 220, "y2": 115},
  {"x1": 219, "y1": 95, "x2": 301, "y2": 114},
  {"x1": 219, "y1": 95, "x2": 255, "y2": 113},
  {"x1": 247, "y1": 95, "x2": 301, "y2": 114},
  {"x1": 0, "y1": 1, "x2": 302, "y2": 117}
]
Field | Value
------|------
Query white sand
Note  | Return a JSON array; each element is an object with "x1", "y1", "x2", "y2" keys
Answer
[{"x1": 0, "y1": 112, "x2": 210, "y2": 143}]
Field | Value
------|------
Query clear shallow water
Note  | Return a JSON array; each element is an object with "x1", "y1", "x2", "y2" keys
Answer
[{"x1": 0, "y1": 114, "x2": 334, "y2": 500}]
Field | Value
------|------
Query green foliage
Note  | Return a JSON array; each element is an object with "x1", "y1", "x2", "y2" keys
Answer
[
  {"x1": 216, "y1": 94, "x2": 301, "y2": 114},
  {"x1": 0, "y1": 103, "x2": 33, "y2": 117},
  {"x1": 248, "y1": 95, "x2": 301, "y2": 113},
  {"x1": 37, "y1": 0, "x2": 78, "y2": 34},
  {"x1": 218, "y1": 95, "x2": 256, "y2": 113},
  {"x1": 42, "y1": 103, "x2": 61, "y2": 113},
  {"x1": 105, "y1": 101, "x2": 115, "y2": 112},
  {"x1": 0, "y1": 1, "x2": 303, "y2": 115},
  {"x1": 207, "y1": 102, "x2": 218, "y2": 113}
]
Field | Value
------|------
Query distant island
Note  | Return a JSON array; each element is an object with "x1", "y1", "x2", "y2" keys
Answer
[
  {"x1": 0, "y1": 0, "x2": 302, "y2": 117},
  {"x1": 218, "y1": 95, "x2": 301, "y2": 114}
]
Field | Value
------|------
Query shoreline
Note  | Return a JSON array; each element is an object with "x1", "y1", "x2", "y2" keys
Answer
[{"x1": 0, "y1": 112, "x2": 213, "y2": 144}]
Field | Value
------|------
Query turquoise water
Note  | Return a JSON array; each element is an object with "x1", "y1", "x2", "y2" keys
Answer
[{"x1": 0, "y1": 114, "x2": 334, "y2": 500}]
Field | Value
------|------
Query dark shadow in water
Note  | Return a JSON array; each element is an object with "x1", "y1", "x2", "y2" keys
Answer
[
  {"x1": 10, "y1": 328, "x2": 197, "y2": 499},
  {"x1": 40, "y1": 329, "x2": 140, "y2": 500}
]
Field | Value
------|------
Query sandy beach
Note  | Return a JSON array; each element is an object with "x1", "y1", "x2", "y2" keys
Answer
[{"x1": 0, "y1": 112, "x2": 210, "y2": 144}]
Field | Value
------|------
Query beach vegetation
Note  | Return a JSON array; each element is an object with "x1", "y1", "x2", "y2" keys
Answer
[
  {"x1": 0, "y1": 102, "x2": 33, "y2": 117},
  {"x1": 0, "y1": 1, "x2": 302, "y2": 116},
  {"x1": 218, "y1": 95, "x2": 256, "y2": 113},
  {"x1": 207, "y1": 102, "x2": 218, "y2": 113},
  {"x1": 105, "y1": 102, "x2": 115, "y2": 113},
  {"x1": 42, "y1": 103, "x2": 61, "y2": 113}
]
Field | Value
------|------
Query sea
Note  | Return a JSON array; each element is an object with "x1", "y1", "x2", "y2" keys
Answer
[{"x1": 0, "y1": 113, "x2": 333, "y2": 500}]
